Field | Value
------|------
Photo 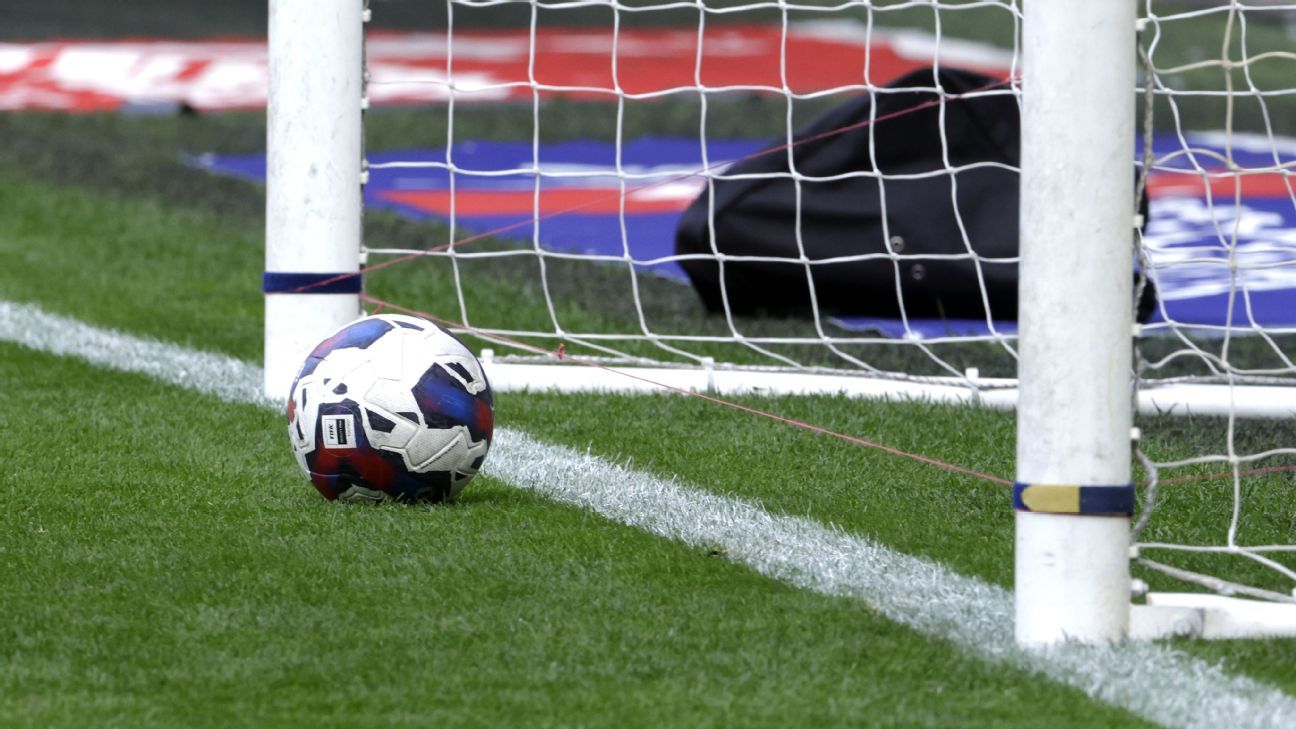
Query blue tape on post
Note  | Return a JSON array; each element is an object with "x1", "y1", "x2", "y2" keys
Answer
[
  {"x1": 263, "y1": 271, "x2": 363, "y2": 295},
  {"x1": 1013, "y1": 482, "x2": 1136, "y2": 517}
]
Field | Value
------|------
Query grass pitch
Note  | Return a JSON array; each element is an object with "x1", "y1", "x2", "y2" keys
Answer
[
  {"x1": 3, "y1": 1, "x2": 1296, "y2": 725},
  {"x1": 2, "y1": 145, "x2": 1296, "y2": 727},
  {"x1": 3, "y1": 334, "x2": 1150, "y2": 729}
]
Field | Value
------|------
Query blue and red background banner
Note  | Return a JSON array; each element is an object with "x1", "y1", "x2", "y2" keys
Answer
[{"x1": 195, "y1": 132, "x2": 1296, "y2": 337}]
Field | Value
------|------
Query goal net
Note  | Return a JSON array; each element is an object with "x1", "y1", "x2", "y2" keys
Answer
[
  {"x1": 355, "y1": 0, "x2": 1025, "y2": 401},
  {"x1": 264, "y1": 0, "x2": 1296, "y2": 641},
  {"x1": 1128, "y1": 1, "x2": 1296, "y2": 625}
]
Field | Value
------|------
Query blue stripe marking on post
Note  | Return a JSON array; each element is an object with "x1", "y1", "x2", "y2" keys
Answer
[
  {"x1": 263, "y1": 272, "x2": 363, "y2": 294},
  {"x1": 1012, "y1": 482, "x2": 1136, "y2": 516}
]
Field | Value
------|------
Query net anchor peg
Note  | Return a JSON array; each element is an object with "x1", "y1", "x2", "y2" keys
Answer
[
  {"x1": 1132, "y1": 213, "x2": 1145, "y2": 228},
  {"x1": 964, "y1": 367, "x2": 981, "y2": 405},
  {"x1": 361, "y1": 96, "x2": 370, "y2": 111},
  {"x1": 702, "y1": 357, "x2": 716, "y2": 394},
  {"x1": 362, "y1": 8, "x2": 372, "y2": 22}
]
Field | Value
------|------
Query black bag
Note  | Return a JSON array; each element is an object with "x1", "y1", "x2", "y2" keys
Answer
[{"x1": 675, "y1": 67, "x2": 1154, "y2": 321}]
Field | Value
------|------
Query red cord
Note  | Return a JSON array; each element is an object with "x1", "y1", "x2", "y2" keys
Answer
[{"x1": 362, "y1": 293, "x2": 1015, "y2": 487}]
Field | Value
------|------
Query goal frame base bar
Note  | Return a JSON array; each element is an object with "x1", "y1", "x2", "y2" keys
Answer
[
  {"x1": 479, "y1": 352, "x2": 1016, "y2": 405},
  {"x1": 1131, "y1": 593, "x2": 1296, "y2": 640},
  {"x1": 479, "y1": 357, "x2": 1296, "y2": 419}
]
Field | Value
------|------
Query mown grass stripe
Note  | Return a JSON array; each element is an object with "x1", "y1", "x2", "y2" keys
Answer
[{"x1": 3, "y1": 298, "x2": 1293, "y2": 729}]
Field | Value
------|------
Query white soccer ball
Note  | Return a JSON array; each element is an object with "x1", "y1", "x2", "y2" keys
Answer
[{"x1": 287, "y1": 314, "x2": 494, "y2": 503}]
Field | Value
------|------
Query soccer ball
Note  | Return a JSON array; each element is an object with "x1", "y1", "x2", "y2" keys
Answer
[{"x1": 286, "y1": 313, "x2": 494, "y2": 503}]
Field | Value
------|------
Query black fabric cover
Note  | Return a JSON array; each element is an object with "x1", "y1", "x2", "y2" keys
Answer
[{"x1": 675, "y1": 67, "x2": 1153, "y2": 321}]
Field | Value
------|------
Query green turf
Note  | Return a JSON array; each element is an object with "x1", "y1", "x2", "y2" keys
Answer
[
  {"x1": 500, "y1": 390, "x2": 1296, "y2": 693},
  {"x1": 506, "y1": 391, "x2": 1018, "y2": 587},
  {"x1": 3, "y1": 163, "x2": 1296, "y2": 718},
  {"x1": 4, "y1": 1, "x2": 1296, "y2": 721},
  {"x1": 0, "y1": 344, "x2": 1155, "y2": 728},
  {"x1": 2, "y1": 167, "x2": 1288, "y2": 599},
  {"x1": 0, "y1": 174, "x2": 262, "y2": 360}
]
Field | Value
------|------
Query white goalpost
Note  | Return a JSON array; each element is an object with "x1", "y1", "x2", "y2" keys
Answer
[
  {"x1": 1013, "y1": 0, "x2": 1138, "y2": 645},
  {"x1": 263, "y1": 0, "x2": 365, "y2": 399},
  {"x1": 265, "y1": 0, "x2": 1296, "y2": 644}
]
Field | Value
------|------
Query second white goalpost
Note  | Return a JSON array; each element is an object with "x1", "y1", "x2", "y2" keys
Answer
[{"x1": 1012, "y1": 0, "x2": 1138, "y2": 645}]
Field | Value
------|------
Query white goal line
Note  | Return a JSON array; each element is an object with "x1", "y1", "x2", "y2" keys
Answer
[{"x1": 3, "y1": 298, "x2": 1296, "y2": 729}]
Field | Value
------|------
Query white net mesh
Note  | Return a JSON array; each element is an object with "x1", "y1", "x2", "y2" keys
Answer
[
  {"x1": 1131, "y1": 0, "x2": 1296, "y2": 604},
  {"x1": 359, "y1": 0, "x2": 1296, "y2": 602},
  {"x1": 361, "y1": 0, "x2": 1024, "y2": 392}
]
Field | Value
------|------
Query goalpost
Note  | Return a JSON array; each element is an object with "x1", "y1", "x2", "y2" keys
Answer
[
  {"x1": 1013, "y1": 0, "x2": 1138, "y2": 645},
  {"x1": 265, "y1": 0, "x2": 1296, "y2": 644},
  {"x1": 263, "y1": 0, "x2": 364, "y2": 399}
]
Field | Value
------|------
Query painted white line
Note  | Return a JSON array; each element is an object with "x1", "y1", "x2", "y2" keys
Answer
[
  {"x1": 0, "y1": 301, "x2": 273, "y2": 408},
  {"x1": 3, "y1": 298, "x2": 1294, "y2": 729},
  {"x1": 494, "y1": 430, "x2": 1296, "y2": 729}
]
